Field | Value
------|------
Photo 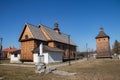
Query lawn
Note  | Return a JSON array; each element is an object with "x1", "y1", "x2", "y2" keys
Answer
[{"x1": 0, "y1": 59, "x2": 120, "y2": 80}]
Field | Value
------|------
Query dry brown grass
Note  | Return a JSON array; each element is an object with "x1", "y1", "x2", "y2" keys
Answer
[
  {"x1": 0, "y1": 59, "x2": 120, "y2": 80},
  {"x1": 58, "y1": 59, "x2": 120, "y2": 80}
]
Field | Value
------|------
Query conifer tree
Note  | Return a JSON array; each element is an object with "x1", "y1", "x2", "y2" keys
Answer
[{"x1": 112, "y1": 40, "x2": 120, "y2": 54}]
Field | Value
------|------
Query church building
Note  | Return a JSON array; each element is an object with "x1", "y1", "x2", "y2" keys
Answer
[
  {"x1": 95, "y1": 27, "x2": 111, "y2": 58},
  {"x1": 19, "y1": 23, "x2": 76, "y2": 62}
]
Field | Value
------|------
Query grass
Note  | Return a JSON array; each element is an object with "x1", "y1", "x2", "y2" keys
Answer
[
  {"x1": 0, "y1": 59, "x2": 120, "y2": 80},
  {"x1": 0, "y1": 66, "x2": 66, "y2": 80},
  {"x1": 58, "y1": 59, "x2": 120, "y2": 80},
  {"x1": 0, "y1": 59, "x2": 10, "y2": 64}
]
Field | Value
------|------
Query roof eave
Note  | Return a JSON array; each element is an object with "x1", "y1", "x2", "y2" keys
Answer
[
  {"x1": 47, "y1": 40, "x2": 77, "y2": 47},
  {"x1": 18, "y1": 24, "x2": 27, "y2": 42},
  {"x1": 19, "y1": 38, "x2": 47, "y2": 42},
  {"x1": 95, "y1": 36, "x2": 110, "y2": 39}
]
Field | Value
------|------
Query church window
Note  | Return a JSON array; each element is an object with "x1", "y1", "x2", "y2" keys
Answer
[{"x1": 25, "y1": 35, "x2": 28, "y2": 39}]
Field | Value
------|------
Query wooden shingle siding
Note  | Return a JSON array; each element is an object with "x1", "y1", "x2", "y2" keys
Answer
[
  {"x1": 21, "y1": 40, "x2": 35, "y2": 61},
  {"x1": 96, "y1": 38, "x2": 110, "y2": 55},
  {"x1": 21, "y1": 26, "x2": 33, "y2": 40},
  {"x1": 48, "y1": 42, "x2": 55, "y2": 47}
]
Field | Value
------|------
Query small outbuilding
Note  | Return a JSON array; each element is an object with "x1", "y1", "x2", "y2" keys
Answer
[
  {"x1": 10, "y1": 50, "x2": 21, "y2": 63},
  {"x1": 33, "y1": 44, "x2": 63, "y2": 64}
]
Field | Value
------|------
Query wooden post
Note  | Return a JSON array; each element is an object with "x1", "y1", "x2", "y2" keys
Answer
[
  {"x1": 0, "y1": 38, "x2": 3, "y2": 64},
  {"x1": 68, "y1": 35, "x2": 71, "y2": 66}
]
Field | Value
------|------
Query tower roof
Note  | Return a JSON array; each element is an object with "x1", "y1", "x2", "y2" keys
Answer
[{"x1": 95, "y1": 27, "x2": 110, "y2": 39}]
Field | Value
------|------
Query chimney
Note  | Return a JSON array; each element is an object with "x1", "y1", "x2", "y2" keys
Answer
[{"x1": 54, "y1": 22, "x2": 60, "y2": 34}]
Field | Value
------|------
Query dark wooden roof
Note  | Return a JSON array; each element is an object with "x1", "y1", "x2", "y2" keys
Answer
[
  {"x1": 95, "y1": 27, "x2": 109, "y2": 39},
  {"x1": 33, "y1": 45, "x2": 63, "y2": 53}
]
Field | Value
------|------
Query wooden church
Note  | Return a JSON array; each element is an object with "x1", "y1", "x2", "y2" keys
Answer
[
  {"x1": 19, "y1": 23, "x2": 76, "y2": 62},
  {"x1": 95, "y1": 27, "x2": 111, "y2": 58}
]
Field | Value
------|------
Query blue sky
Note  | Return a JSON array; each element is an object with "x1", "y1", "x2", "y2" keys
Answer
[{"x1": 0, "y1": 0, "x2": 120, "y2": 51}]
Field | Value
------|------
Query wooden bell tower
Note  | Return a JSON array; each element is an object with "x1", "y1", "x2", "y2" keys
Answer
[{"x1": 95, "y1": 27, "x2": 111, "y2": 58}]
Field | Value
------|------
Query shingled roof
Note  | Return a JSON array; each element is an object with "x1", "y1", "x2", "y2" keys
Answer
[
  {"x1": 95, "y1": 27, "x2": 109, "y2": 39},
  {"x1": 3, "y1": 47, "x2": 18, "y2": 52},
  {"x1": 19, "y1": 23, "x2": 47, "y2": 41},
  {"x1": 33, "y1": 45, "x2": 63, "y2": 53},
  {"x1": 19, "y1": 23, "x2": 76, "y2": 46},
  {"x1": 27, "y1": 23, "x2": 47, "y2": 41},
  {"x1": 40, "y1": 25, "x2": 76, "y2": 46}
]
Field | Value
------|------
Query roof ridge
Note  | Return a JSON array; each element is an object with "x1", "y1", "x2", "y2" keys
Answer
[
  {"x1": 40, "y1": 24, "x2": 54, "y2": 30},
  {"x1": 25, "y1": 22, "x2": 37, "y2": 27}
]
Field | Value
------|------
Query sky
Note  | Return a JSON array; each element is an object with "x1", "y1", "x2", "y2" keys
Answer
[{"x1": 0, "y1": 0, "x2": 120, "y2": 51}]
